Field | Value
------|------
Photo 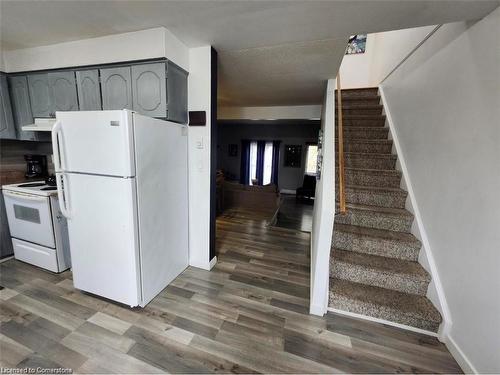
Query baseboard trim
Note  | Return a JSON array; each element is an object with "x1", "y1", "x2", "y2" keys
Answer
[
  {"x1": 0, "y1": 255, "x2": 14, "y2": 264},
  {"x1": 327, "y1": 307, "x2": 438, "y2": 337},
  {"x1": 280, "y1": 189, "x2": 296, "y2": 195},
  {"x1": 443, "y1": 334, "x2": 477, "y2": 374},
  {"x1": 189, "y1": 256, "x2": 217, "y2": 271},
  {"x1": 379, "y1": 86, "x2": 452, "y2": 341},
  {"x1": 208, "y1": 256, "x2": 217, "y2": 270}
]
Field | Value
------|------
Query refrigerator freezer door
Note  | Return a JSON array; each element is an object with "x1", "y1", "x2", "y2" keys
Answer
[
  {"x1": 64, "y1": 172, "x2": 141, "y2": 306},
  {"x1": 54, "y1": 110, "x2": 135, "y2": 177},
  {"x1": 133, "y1": 113, "x2": 189, "y2": 306}
]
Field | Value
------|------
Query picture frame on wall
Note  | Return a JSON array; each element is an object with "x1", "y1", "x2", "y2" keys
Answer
[
  {"x1": 284, "y1": 145, "x2": 302, "y2": 167},
  {"x1": 228, "y1": 144, "x2": 238, "y2": 157}
]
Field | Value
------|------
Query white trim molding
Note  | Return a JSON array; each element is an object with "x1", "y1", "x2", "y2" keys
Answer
[
  {"x1": 378, "y1": 86, "x2": 452, "y2": 341},
  {"x1": 189, "y1": 256, "x2": 217, "y2": 271},
  {"x1": 443, "y1": 334, "x2": 477, "y2": 374},
  {"x1": 328, "y1": 307, "x2": 438, "y2": 337}
]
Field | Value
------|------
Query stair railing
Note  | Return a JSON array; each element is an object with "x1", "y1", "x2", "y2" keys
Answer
[{"x1": 337, "y1": 73, "x2": 347, "y2": 214}]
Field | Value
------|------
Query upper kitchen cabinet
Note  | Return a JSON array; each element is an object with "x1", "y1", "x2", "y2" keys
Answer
[
  {"x1": 27, "y1": 74, "x2": 53, "y2": 117},
  {"x1": 0, "y1": 73, "x2": 17, "y2": 139},
  {"x1": 100, "y1": 66, "x2": 133, "y2": 110},
  {"x1": 76, "y1": 70, "x2": 102, "y2": 111},
  {"x1": 48, "y1": 71, "x2": 79, "y2": 112},
  {"x1": 9, "y1": 76, "x2": 37, "y2": 141},
  {"x1": 131, "y1": 62, "x2": 166, "y2": 118},
  {"x1": 166, "y1": 61, "x2": 188, "y2": 124}
]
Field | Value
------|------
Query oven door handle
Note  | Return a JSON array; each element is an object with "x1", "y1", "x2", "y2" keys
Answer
[
  {"x1": 2, "y1": 190, "x2": 48, "y2": 202},
  {"x1": 56, "y1": 173, "x2": 71, "y2": 219},
  {"x1": 51, "y1": 120, "x2": 64, "y2": 172}
]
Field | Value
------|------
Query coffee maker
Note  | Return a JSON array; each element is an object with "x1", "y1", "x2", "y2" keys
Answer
[{"x1": 25, "y1": 154, "x2": 48, "y2": 178}]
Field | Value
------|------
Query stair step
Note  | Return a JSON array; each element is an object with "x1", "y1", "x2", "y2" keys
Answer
[
  {"x1": 336, "y1": 105, "x2": 383, "y2": 116},
  {"x1": 340, "y1": 115, "x2": 386, "y2": 127},
  {"x1": 336, "y1": 126, "x2": 389, "y2": 140},
  {"x1": 336, "y1": 139, "x2": 393, "y2": 154},
  {"x1": 335, "y1": 203, "x2": 413, "y2": 232},
  {"x1": 337, "y1": 97, "x2": 381, "y2": 107},
  {"x1": 337, "y1": 152, "x2": 397, "y2": 170},
  {"x1": 336, "y1": 87, "x2": 379, "y2": 99},
  {"x1": 337, "y1": 185, "x2": 407, "y2": 209},
  {"x1": 333, "y1": 223, "x2": 421, "y2": 261},
  {"x1": 330, "y1": 249, "x2": 431, "y2": 295},
  {"x1": 329, "y1": 278, "x2": 441, "y2": 332},
  {"x1": 338, "y1": 168, "x2": 401, "y2": 188}
]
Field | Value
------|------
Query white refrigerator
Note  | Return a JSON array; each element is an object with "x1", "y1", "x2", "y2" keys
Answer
[{"x1": 52, "y1": 110, "x2": 188, "y2": 307}]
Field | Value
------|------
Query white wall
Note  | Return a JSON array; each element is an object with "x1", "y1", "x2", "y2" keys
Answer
[
  {"x1": 381, "y1": 7, "x2": 500, "y2": 373},
  {"x1": 339, "y1": 25, "x2": 436, "y2": 89},
  {"x1": 309, "y1": 79, "x2": 335, "y2": 315},
  {"x1": 218, "y1": 105, "x2": 321, "y2": 120},
  {"x1": 187, "y1": 46, "x2": 213, "y2": 270},
  {"x1": 2, "y1": 27, "x2": 189, "y2": 72}
]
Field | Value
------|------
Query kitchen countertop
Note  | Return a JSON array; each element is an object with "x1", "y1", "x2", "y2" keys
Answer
[{"x1": 0, "y1": 170, "x2": 44, "y2": 188}]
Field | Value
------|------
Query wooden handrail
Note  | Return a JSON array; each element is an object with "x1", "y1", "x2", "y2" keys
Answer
[{"x1": 337, "y1": 73, "x2": 346, "y2": 214}]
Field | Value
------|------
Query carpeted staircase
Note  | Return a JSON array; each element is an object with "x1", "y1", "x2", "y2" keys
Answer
[{"x1": 329, "y1": 87, "x2": 442, "y2": 333}]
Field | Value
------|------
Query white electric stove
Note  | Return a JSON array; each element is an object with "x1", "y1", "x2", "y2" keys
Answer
[{"x1": 2, "y1": 181, "x2": 71, "y2": 273}]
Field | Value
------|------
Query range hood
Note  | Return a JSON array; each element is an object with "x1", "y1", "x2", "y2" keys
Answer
[{"x1": 22, "y1": 118, "x2": 57, "y2": 132}]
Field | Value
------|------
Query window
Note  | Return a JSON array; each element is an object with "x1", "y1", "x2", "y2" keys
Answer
[
  {"x1": 262, "y1": 142, "x2": 274, "y2": 185},
  {"x1": 305, "y1": 144, "x2": 318, "y2": 175},
  {"x1": 248, "y1": 141, "x2": 276, "y2": 185},
  {"x1": 249, "y1": 141, "x2": 258, "y2": 185}
]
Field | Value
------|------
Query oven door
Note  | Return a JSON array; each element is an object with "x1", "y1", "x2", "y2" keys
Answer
[{"x1": 3, "y1": 190, "x2": 56, "y2": 248}]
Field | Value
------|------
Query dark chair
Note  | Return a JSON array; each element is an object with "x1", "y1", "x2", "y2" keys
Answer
[{"x1": 296, "y1": 175, "x2": 316, "y2": 201}]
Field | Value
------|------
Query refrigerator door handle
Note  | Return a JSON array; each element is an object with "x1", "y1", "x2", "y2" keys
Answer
[
  {"x1": 51, "y1": 120, "x2": 64, "y2": 172},
  {"x1": 56, "y1": 173, "x2": 71, "y2": 218}
]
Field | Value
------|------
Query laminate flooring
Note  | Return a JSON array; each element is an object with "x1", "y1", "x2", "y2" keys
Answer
[{"x1": 0, "y1": 207, "x2": 461, "y2": 373}]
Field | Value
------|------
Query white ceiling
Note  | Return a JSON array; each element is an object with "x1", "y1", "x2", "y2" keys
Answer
[{"x1": 1, "y1": 1, "x2": 498, "y2": 106}]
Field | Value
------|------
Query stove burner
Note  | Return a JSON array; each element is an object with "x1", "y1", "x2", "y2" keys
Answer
[
  {"x1": 40, "y1": 187, "x2": 57, "y2": 191},
  {"x1": 18, "y1": 182, "x2": 45, "y2": 187}
]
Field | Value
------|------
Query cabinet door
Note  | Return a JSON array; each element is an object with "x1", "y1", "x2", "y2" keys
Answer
[
  {"x1": 9, "y1": 76, "x2": 37, "y2": 141},
  {"x1": 0, "y1": 73, "x2": 17, "y2": 139},
  {"x1": 166, "y1": 61, "x2": 188, "y2": 124},
  {"x1": 76, "y1": 70, "x2": 102, "y2": 110},
  {"x1": 28, "y1": 74, "x2": 54, "y2": 117},
  {"x1": 49, "y1": 71, "x2": 79, "y2": 112},
  {"x1": 100, "y1": 67, "x2": 132, "y2": 110},
  {"x1": 131, "y1": 62, "x2": 166, "y2": 117}
]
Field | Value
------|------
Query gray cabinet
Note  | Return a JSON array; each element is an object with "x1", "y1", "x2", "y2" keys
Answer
[
  {"x1": 28, "y1": 74, "x2": 53, "y2": 117},
  {"x1": 167, "y1": 61, "x2": 188, "y2": 124},
  {"x1": 49, "y1": 71, "x2": 78, "y2": 112},
  {"x1": 76, "y1": 69, "x2": 101, "y2": 110},
  {"x1": 9, "y1": 76, "x2": 37, "y2": 141},
  {"x1": 0, "y1": 192, "x2": 14, "y2": 258},
  {"x1": 0, "y1": 73, "x2": 17, "y2": 139},
  {"x1": 131, "y1": 63, "x2": 166, "y2": 117},
  {"x1": 100, "y1": 66, "x2": 132, "y2": 110}
]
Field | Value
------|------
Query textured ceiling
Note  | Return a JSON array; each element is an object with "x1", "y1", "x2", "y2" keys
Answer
[{"x1": 1, "y1": 1, "x2": 498, "y2": 106}]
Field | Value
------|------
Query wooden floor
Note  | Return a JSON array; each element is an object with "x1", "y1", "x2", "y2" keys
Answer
[
  {"x1": 0, "y1": 207, "x2": 461, "y2": 373},
  {"x1": 273, "y1": 195, "x2": 314, "y2": 232}
]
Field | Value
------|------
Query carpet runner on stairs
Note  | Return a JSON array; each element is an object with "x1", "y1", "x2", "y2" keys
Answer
[{"x1": 329, "y1": 87, "x2": 442, "y2": 333}]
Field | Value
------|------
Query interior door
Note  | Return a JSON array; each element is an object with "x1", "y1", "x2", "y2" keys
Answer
[
  {"x1": 28, "y1": 74, "x2": 54, "y2": 117},
  {"x1": 64, "y1": 172, "x2": 141, "y2": 306},
  {"x1": 55, "y1": 110, "x2": 135, "y2": 177},
  {"x1": 100, "y1": 67, "x2": 133, "y2": 110},
  {"x1": 76, "y1": 70, "x2": 102, "y2": 110},
  {"x1": 49, "y1": 71, "x2": 79, "y2": 111},
  {"x1": 131, "y1": 62, "x2": 166, "y2": 117}
]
